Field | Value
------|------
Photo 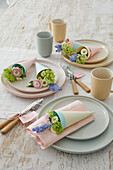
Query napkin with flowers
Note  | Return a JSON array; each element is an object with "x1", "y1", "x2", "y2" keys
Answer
[
  {"x1": 3, "y1": 58, "x2": 37, "y2": 82},
  {"x1": 26, "y1": 100, "x2": 95, "y2": 149},
  {"x1": 55, "y1": 39, "x2": 102, "y2": 64}
]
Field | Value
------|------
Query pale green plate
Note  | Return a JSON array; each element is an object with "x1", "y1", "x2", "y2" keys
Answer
[{"x1": 38, "y1": 95, "x2": 113, "y2": 154}]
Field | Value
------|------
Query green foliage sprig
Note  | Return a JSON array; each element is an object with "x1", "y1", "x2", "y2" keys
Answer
[
  {"x1": 40, "y1": 70, "x2": 55, "y2": 84},
  {"x1": 3, "y1": 68, "x2": 16, "y2": 82},
  {"x1": 62, "y1": 43, "x2": 74, "y2": 56}
]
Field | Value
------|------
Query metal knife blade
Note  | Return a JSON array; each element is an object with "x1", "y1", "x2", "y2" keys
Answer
[
  {"x1": 21, "y1": 98, "x2": 43, "y2": 115},
  {"x1": 0, "y1": 99, "x2": 43, "y2": 133}
]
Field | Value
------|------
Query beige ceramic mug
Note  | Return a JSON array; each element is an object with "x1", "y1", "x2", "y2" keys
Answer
[
  {"x1": 91, "y1": 67, "x2": 113, "y2": 100},
  {"x1": 49, "y1": 19, "x2": 66, "y2": 43}
]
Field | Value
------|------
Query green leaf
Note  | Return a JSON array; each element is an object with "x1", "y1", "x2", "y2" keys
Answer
[
  {"x1": 27, "y1": 84, "x2": 34, "y2": 87},
  {"x1": 29, "y1": 81, "x2": 33, "y2": 83},
  {"x1": 20, "y1": 73, "x2": 26, "y2": 79},
  {"x1": 3, "y1": 68, "x2": 16, "y2": 82},
  {"x1": 27, "y1": 80, "x2": 34, "y2": 87}
]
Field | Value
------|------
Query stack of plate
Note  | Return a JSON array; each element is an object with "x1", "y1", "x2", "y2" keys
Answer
[
  {"x1": 62, "y1": 40, "x2": 113, "y2": 68},
  {"x1": 1, "y1": 59, "x2": 66, "y2": 98},
  {"x1": 38, "y1": 95, "x2": 113, "y2": 154}
]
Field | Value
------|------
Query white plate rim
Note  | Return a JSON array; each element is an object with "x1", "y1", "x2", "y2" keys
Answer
[{"x1": 51, "y1": 97, "x2": 109, "y2": 140}]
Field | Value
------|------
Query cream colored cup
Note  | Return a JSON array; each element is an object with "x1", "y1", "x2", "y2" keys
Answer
[
  {"x1": 91, "y1": 67, "x2": 113, "y2": 100},
  {"x1": 49, "y1": 19, "x2": 66, "y2": 43}
]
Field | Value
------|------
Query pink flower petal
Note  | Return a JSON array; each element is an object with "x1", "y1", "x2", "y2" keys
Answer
[
  {"x1": 33, "y1": 80, "x2": 42, "y2": 89},
  {"x1": 12, "y1": 67, "x2": 22, "y2": 78}
]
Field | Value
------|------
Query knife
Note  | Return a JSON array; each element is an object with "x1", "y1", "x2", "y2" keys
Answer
[{"x1": 0, "y1": 99, "x2": 43, "y2": 134}]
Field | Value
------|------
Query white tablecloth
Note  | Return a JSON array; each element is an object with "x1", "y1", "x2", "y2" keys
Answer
[{"x1": 0, "y1": 47, "x2": 113, "y2": 169}]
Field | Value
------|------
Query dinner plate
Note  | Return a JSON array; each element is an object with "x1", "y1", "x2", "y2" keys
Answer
[
  {"x1": 1, "y1": 63, "x2": 66, "y2": 98},
  {"x1": 38, "y1": 95, "x2": 113, "y2": 154},
  {"x1": 52, "y1": 97, "x2": 109, "y2": 140},
  {"x1": 62, "y1": 39, "x2": 108, "y2": 64},
  {"x1": 8, "y1": 59, "x2": 58, "y2": 93},
  {"x1": 62, "y1": 40, "x2": 113, "y2": 68}
]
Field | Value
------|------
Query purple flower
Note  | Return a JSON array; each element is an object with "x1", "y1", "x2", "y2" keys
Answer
[
  {"x1": 32, "y1": 123, "x2": 52, "y2": 133},
  {"x1": 70, "y1": 54, "x2": 78, "y2": 62},
  {"x1": 55, "y1": 44, "x2": 62, "y2": 52},
  {"x1": 49, "y1": 83, "x2": 62, "y2": 91}
]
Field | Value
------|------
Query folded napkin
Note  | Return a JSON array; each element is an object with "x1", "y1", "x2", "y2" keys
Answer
[{"x1": 26, "y1": 100, "x2": 95, "y2": 149}]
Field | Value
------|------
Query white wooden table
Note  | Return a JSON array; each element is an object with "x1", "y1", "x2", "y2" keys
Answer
[{"x1": 0, "y1": 0, "x2": 113, "y2": 169}]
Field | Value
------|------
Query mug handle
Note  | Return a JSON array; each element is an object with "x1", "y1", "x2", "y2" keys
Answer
[
  {"x1": 110, "y1": 78, "x2": 113, "y2": 93},
  {"x1": 49, "y1": 22, "x2": 52, "y2": 32}
]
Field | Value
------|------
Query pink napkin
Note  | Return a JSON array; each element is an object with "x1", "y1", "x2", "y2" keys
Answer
[
  {"x1": 89, "y1": 47, "x2": 102, "y2": 59},
  {"x1": 26, "y1": 100, "x2": 95, "y2": 149},
  {"x1": 19, "y1": 111, "x2": 38, "y2": 124},
  {"x1": 74, "y1": 72, "x2": 86, "y2": 79}
]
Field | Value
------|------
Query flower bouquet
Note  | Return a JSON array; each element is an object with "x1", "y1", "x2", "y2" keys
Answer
[
  {"x1": 3, "y1": 58, "x2": 37, "y2": 82},
  {"x1": 55, "y1": 39, "x2": 102, "y2": 64},
  {"x1": 27, "y1": 62, "x2": 62, "y2": 91}
]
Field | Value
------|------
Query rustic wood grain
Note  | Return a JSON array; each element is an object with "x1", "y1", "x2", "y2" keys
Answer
[{"x1": 0, "y1": 0, "x2": 113, "y2": 169}]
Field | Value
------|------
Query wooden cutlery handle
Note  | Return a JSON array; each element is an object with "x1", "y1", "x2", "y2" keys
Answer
[
  {"x1": 72, "y1": 79, "x2": 79, "y2": 95},
  {"x1": 0, "y1": 114, "x2": 18, "y2": 129},
  {"x1": 76, "y1": 79, "x2": 91, "y2": 93},
  {"x1": 1, "y1": 118, "x2": 19, "y2": 134}
]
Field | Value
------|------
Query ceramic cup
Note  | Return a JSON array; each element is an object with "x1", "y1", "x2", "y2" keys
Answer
[
  {"x1": 91, "y1": 67, "x2": 113, "y2": 100},
  {"x1": 49, "y1": 19, "x2": 66, "y2": 43},
  {"x1": 37, "y1": 31, "x2": 53, "y2": 57}
]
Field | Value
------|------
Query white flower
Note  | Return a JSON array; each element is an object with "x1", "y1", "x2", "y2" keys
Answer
[
  {"x1": 81, "y1": 48, "x2": 87, "y2": 55},
  {"x1": 42, "y1": 79, "x2": 48, "y2": 87},
  {"x1": 38, "y1": 77, "x2": 42, "y2": 82},
  {"x1": 51, "y1": 116, "x2": 58, "y2": 123}
]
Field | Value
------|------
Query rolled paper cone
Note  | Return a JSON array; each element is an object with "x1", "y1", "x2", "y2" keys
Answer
[
  {"x1": 67, "y1": 40, "x2": 85, "y2": 52},
  {"x1": 67, "y1": 40, "x2": 91, "y2": 59},
  {"x1": 54, "y1": 110, "x2": 95, "y2": 128},
  {"x1": 12, "y1": 58, "x2": 37, "y2": 74},
  {"x1": 57, "y1": 100, "x2": 88, "y2": 111},
  {"x1": 88, "y1": 47, "x2": 102, "y2": 59},
  {"x1": 35, "y1": 62, "x2": 50, "y2": 78}
]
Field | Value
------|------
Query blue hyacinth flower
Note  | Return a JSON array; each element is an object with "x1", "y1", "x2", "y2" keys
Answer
[
  {"x1": 70, "y1": 54, "x2": 78, "y2": 62},
  {"x1": 32, "y1": 123, "x2": 52, "y2": 133},
  {"x1": 55, "y1": 44, "x2": 62, "y2": 52},
  {"x1": 49, "y1": 83, "x2": 62, "y2": 91}
]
